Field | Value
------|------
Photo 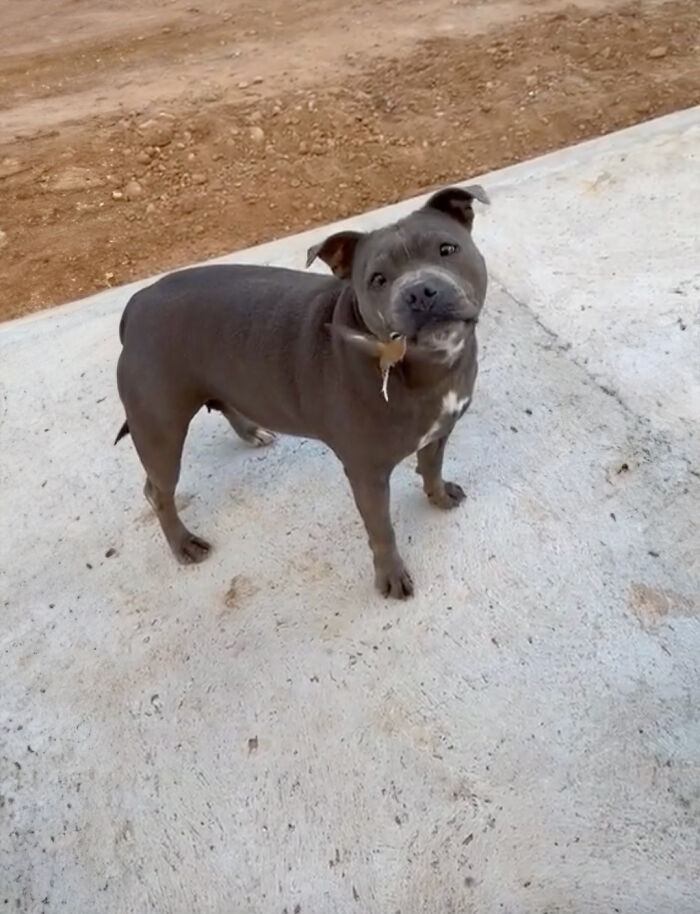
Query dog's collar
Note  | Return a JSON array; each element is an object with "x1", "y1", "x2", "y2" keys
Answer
[{"x1": 329, "y1": 323, "x2": 407, "y2": 402}]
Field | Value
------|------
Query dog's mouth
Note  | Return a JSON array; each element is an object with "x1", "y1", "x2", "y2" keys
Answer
[{"x1": 407, "y1": 315, "x2": 477, "y2": 346}]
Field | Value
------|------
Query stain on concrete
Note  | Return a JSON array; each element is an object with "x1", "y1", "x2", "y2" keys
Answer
[
  {"x1": 629, "y1": 582, "x2": 698, "y2": 629},
  {"x1": 222, "y1": 574, "x2": 258, "y2": 610}
]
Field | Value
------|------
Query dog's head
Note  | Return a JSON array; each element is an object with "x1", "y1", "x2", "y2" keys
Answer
[{"x1": 306, "y1": 186, "x2": 489, "y2": 348}]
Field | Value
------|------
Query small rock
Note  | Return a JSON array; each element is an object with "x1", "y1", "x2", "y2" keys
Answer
[
  {"x1": 146, "y1": 202, "x2": 157, "y2": 214},
  {"x1": 647, "y1": 45, "x2": 668, "y2": 59},
  {"x1": 252, "y1": 76, "x2": 264, "y2": 85},
  {"x1": 195, "y1": 225, "x2": 205, "y2": 234},
  {"x1": 249, "y1": 126, "x2": 265, "y2": 143},
  {"x1": 178, "y1": 192, "x2": 198, "y2": 214},
  {"x1": 50, "y1": 166, "x2": 104, "y2": 193},
  {"x1": 0, "y1": 230, "x2": 7, "y2": 248},
  {"x1": 111, "y1": 190, "x2": 124, "y2": 200},
  {"x1": 137, "y1": 117, "x2": 175, "y2": 147},
  {"x1": 525, "y1": 74, "x2": 537, "y2": 87},
  {"x1": 105, "y1": 548, "x2": 117, "y2": 558},
  {"x1": 238, "y1": 80, "x2": 250, "y2": 89},
  {"x1": 124, "y1": 180, "x2": 143, "y2": 200},
  {"x1": 191, "y1": 172, "x2": 207, "y2": 185},
  {"x1": 135, "y1": 149, "x2": 152, "y2": 164}
]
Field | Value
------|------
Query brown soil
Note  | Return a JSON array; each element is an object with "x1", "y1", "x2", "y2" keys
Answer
[{"x1": 0, "y1": 0, "x2": 698, "y2": 321}]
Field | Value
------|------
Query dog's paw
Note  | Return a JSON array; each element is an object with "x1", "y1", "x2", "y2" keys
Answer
[
  {"x1": 248, "y1": 427, "x2": 276, "y2": 448},
  {"x1": 375, "y1": 559, "x2": 414, "y2": 600},
  {"x1": 173, "y1": 533, "x2": 211, "y2": 564},
  {"x1": 429, "y1": 480, "x2": 466, "y2": 510}
]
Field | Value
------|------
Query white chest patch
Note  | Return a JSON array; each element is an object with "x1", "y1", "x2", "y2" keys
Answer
[
  {"x1": 442, "y1": 389, "x2": 471, "y2": 416},
  {"x1": 416, "y1": 390, "x2": 471, "y2": 450}
]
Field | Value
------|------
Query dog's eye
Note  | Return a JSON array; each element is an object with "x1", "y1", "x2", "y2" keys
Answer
[
  {"x1": 440, "y1": 242, "x2": 458, "y2": 257},
  {"x1": 370, "y1": 272, "x2": 386, "y2": 288}
]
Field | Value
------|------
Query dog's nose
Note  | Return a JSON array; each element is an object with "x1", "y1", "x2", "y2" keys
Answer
[{"x1": 404, "y1": 283, "x2": 439, "y2": 311}]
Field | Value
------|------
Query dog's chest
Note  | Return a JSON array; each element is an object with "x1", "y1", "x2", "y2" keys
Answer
[{"x1": 415, "y1": 386, "x2": 471, "y2": 451}]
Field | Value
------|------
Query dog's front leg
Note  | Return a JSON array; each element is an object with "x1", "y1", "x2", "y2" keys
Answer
[
  {"x1": 416, "y1": 433, "x2": 466, "y2": 509},
  {"x1": 343, "y1": 464, "x2": 414, "y2": 599}
]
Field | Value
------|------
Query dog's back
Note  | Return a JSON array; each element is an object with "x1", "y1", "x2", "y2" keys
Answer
[{"x1": 116, "y1": 263, "x2": 347, "y2": 441}]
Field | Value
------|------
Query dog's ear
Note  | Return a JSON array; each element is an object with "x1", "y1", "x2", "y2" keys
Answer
[
  {"x1": 306, "y1": 231, "x2": 363, "y2": 279},
  {"x1": 424, "y1": 185, "x2": 490, "y2": 231}
]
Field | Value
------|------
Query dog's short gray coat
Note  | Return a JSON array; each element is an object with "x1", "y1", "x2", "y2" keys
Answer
[{"x1": 116, "y1": 186, "x2": 489, "y2": 597}]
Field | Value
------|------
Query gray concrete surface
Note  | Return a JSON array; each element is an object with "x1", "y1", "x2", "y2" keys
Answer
[{"x1": 1, "y1": 109, "x2": 699, "y2": 914}]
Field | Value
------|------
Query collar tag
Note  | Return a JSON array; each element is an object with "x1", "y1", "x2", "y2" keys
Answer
[{"x1": 378, "y1": 334, "x2": 407, "y2": 402}]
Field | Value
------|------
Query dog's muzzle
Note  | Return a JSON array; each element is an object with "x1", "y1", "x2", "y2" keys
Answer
[{"x1": 391, "y1": 269, "x2": 477, "y2": 333}]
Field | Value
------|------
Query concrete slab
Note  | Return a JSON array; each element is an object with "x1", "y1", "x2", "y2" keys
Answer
[{"x1": 1, "y1": 109, "x2": 699, "y2": 914}]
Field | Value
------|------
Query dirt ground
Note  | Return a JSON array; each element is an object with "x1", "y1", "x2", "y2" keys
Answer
[{"x1": 0, "y1": 0, "x2": 698, "y2": 321}]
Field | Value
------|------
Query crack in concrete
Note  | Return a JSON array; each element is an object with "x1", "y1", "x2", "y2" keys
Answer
[{"x1": 493, "y1": 278, "x2": 699, "y2": 479}]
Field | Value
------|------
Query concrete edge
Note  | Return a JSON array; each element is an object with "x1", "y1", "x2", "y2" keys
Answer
[{"x1": 3, "y1": 105, "x2": 699, "y2": 334}]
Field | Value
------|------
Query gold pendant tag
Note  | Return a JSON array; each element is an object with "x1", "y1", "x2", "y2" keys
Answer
[{"x1": 378, "y1": 334, "x2": 407, "y2": 402}]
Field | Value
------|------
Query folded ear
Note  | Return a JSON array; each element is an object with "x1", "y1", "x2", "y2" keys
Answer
[
  {"x1": 424, "y1": 185, "x2": 490, "y2": 231},
  {"x1": 305, "y1": 230, "x2": 364, "y2": 278}
]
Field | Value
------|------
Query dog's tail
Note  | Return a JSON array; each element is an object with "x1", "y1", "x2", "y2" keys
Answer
[{"x1": 114, "y1": 420, "x2": 130, "y2": 445}]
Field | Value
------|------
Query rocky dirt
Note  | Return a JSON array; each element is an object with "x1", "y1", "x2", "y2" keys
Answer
[{"x1": 0, "y1": 0, "x2": 698, "y2": 320}]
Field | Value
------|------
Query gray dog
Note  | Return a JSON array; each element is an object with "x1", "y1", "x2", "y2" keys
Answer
[{"x1": 115, "y1": 185, "x2": 489, "y2": 597}]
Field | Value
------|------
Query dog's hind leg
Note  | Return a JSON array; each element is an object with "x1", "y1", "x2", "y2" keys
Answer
[
  {"x1": 206, "y1": 399, "x2": 276, "y2": 448},
  {"x1": 129, "y1": 403, "x2": 211, "y2": 564}
]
